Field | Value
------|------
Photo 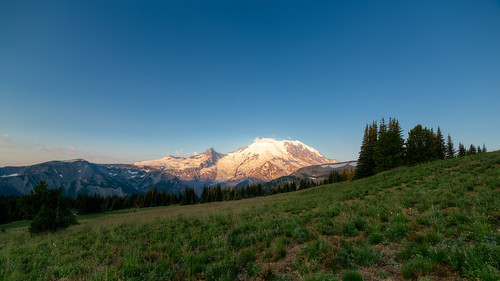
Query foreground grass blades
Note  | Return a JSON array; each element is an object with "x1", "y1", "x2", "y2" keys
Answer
[{"x1": 1, "y1": 152, "x2": 499, "y2": 280}]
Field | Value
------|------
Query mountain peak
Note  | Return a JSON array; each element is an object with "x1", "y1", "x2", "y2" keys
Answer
[
  {"x1": 202, "y1": 148, "x2": 217, "y2": 155},
  {"x1": 134, "y1": 138, "x2": 336, "y2": 183},
  {"x1": 253, "y1": 137, "x2": 278, "y2": 143}
]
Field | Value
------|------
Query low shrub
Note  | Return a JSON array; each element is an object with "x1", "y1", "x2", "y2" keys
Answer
[{"x1": 342, "y1": 270, "x2": 363, "y2": 281}]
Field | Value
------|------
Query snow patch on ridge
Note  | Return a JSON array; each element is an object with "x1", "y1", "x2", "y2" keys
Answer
[{"x1": 1, "y1": 173, "x2": 20, "y2": 178}]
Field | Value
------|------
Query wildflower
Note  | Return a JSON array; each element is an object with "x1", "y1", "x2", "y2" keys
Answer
[{"x1": 484, "y1": 235, "x2": 497, "y2": 245}]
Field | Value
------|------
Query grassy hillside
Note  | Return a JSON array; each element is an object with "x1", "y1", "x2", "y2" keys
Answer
[{"x1": 1, "y1": 152, "x2": 499, "y2": 280}]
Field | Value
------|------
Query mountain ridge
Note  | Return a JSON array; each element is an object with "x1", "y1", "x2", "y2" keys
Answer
[
  {"x1": 1, "y1": 138, "x2": 340, "y2": 196},
  {"x1": 134, "y1": 138, "x2": 338, "y2": 184},
  {"x1": 0, "y1": 160, "x2": 186, "y2": 197}
]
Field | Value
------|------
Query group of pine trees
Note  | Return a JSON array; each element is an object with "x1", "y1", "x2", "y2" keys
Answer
[
  {"x1": 355, "y1": 117, "x2": 487, "y2": 179},
  {"x1": 74, "y1": 186, "x2": 198, "y2": 215},
  {"x1": 199, "y1": 183, "x2": 266, "y2": 203},
  {"x1": 0, "y1": 182, "x2": 77, "y2": 233}
]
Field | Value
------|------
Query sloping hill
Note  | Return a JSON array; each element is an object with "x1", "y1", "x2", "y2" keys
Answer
[{"x1": 1, "y1": 152, "x2": 499, "y2": 280}]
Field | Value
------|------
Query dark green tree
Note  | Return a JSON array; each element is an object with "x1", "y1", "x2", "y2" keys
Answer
[
  {"x1": 215, "y1": 184, "x2": 222, "y2": 201},
  {"x1": 445, "y1": 134, "x2": 455, "y2": 158},
  {"x1": 434, "y1": 127, "x2": 446, "y2": 160},
  {"x1": 467, "y1": 144, "x2": 477, "y2": 155},
  {"x1": 373, "y1": 117, "x2": 404, "y2": 173},
  {"x1": 355, "y1": 121, "x2": 378, "y2": 179},
  {"x1": 200, "y1": 186, "x2": 209, "y2": 203},
  {"x1": 27, "y1": 181, "x2": 77, "y2": 234},
  {"x1": 458, "y1": 143, "x2": 467, "y2": 157},
  {"x1": 406, "y1": 125, "x2": 436, "y2": 164}
]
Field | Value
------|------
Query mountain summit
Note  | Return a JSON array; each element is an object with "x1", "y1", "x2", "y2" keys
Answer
[{"x1": 134, "y1": 138, "x2": 337, "y2": 185}]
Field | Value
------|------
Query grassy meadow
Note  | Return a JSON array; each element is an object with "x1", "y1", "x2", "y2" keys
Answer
[{"x1": 1, "y1": 152, "x2": 499, "y2": 280}]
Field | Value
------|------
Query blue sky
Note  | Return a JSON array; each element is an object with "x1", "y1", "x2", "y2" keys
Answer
[{"x1": 1, "y1": 0, "x2": 499, "y2": 166}]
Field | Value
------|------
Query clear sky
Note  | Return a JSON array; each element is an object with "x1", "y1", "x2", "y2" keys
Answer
[{"x1": 1, "y1": 0, "x2": 499, "y2": 167}]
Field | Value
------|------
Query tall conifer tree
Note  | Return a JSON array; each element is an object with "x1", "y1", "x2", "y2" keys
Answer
[
  {"x1": 434, "y1": 127, "x2": 446, "y2": 160},
  {"x1": 446, "y1": 134, "x2": 455, "y2": 158},
  {"x1": 458, "y1": 143, "x2": 467, "y2": 157},
  {"x1": 373, "y1": 117, "x2": 404, "y2": 173},
  {"x1": 355, "y1": 121, "x2": 378, "y2": 179},
  {"x1": 467, "y1": 144, "x2": 477, "y2": 155}
]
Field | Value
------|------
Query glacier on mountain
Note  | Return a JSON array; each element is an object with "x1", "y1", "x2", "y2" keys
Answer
[{"x1": 134, "y1": 138, "x2": 337, "y2": 184}]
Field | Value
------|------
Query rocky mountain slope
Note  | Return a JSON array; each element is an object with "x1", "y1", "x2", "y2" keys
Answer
[
  {"x1": 0, "y1": 160, "x2": 186, "y2": 197},
  {"x1": 134, "y1": 138, "x2": 337, "y2": 185}
]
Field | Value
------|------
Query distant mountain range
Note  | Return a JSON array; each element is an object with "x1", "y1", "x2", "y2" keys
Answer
[
  {"x1": 0, "y1": 160, "x2": 186, "y2": 197},
  {"x1": 0, "y1": 138, "x2": 351, "y2": 197},
  {"x1": 135, "y1": 138, "x2": 337, "y2": 185}
]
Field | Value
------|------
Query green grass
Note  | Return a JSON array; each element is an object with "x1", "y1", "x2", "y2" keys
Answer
[{"x1": 1, "y1": 152, "x2": 500, "y2": 280}]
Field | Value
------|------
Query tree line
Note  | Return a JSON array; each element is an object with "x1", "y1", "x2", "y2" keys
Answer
[
  {"x1": 0, "y1": 169, "x2": 354, "y2": 230},
  {"x1": 355, "y1": 117, "x2": 487, "y2": 179}
]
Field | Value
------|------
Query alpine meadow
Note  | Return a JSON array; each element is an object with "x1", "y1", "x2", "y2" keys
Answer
[{"x1": 1, "y1": 148, "x2": 499, "y2": 280}]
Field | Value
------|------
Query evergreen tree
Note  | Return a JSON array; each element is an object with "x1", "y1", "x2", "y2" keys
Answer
[
  {"x1": 445, "y1": 134, "x2": 455, "y2": 158},
  {"x1": 143, "y1": 189, "x2": 153, "y2": 207},
  {"x1": 406, "y1": 125, "x2": 436, "y2": 164},
  {"x1": 355, "y1": 121, "x2": 378, "y2": 179},
  {"x1": 434, "y1": 127, "x2": 446, "y2": 160},
  {"x1": 27, "y1": 181, "x2": 77, "y2": 234},
  {"x1": 378, "y1": 118, "x2": 387, "y2": 136},
  {"x1": 298, "y1": 179, "x2": 307, "y2": 190},
  {"x1": 482, "y1": 143, "x2": 487, "y2": 153},
  {"x1": 200, "y1": 186, "x2": 209, "y2": 203},
  {"x1": 215, "y1": 184, "x2": 222, "y2": 201},
  {"x1": 467, "y1": 144, "x2": 477, "y2": 155},
  {"x1": 458, "y1": 143, "x2": 467, "y2": 157},
  {"x1": 373, "y1": 117, "x2": 404, "y2": 173},
  {"x1": 151, "y1": 185, "x2": 158, "y2": 207}
]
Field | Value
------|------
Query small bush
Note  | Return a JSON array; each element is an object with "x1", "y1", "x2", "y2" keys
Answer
[
  {"x1": 377, "y1": 270, "x2": 389, "y2": 279},
  {"x1": 342, "y1": 221, "x2": 358, "y2": 237},
  {"x1": 238, "y1": 248, "x2": 256, "y2": 266},
  {"x1": 385, "y1": 221, "x2": 411, "y2": 241},
  {"x1": 342, "y1": 270, "x2": 363, "y2": 281},
  {"x1": 292, "y1": 226, "x2": 315, "y2": 243},
  {"x1": 369, "y1": 232, "x2": 383, "y2": 244},
  {"x1": 401, "y1": 255, "x2": 432, "y2": 280},
  {"x1": 353, "y1": 217, "x2": 367, "y2": 231},
  {"x1": 205, "y1": 259, "x2": 237, "y2": 281},
  {"x1": 268, "y1": 237, "x2": 288, "y2": 261},
  {"x1": 328, "y1": 206, "x2": 341, "y2": 217}
]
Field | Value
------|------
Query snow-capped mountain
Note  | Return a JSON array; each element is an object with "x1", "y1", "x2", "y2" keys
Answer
[
  {"x1": 134, "y1": 148, "x2": 223, "y2": 181},
  {"x1": 134, "y1": 138, "x2": 337, "y2": 185}
]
